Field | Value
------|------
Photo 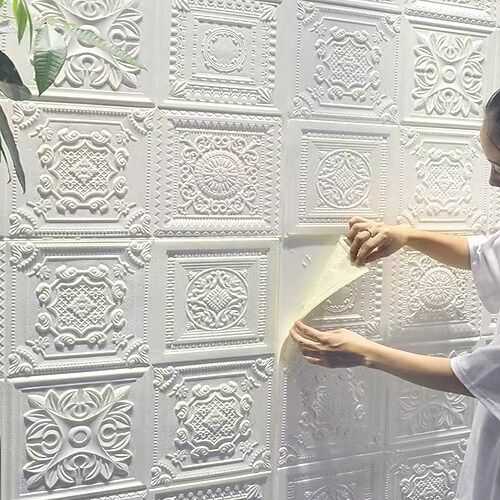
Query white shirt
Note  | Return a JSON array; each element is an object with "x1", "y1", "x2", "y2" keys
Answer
[{"x1": 450, "y1": 231, "x2": 500, "y2": 499}]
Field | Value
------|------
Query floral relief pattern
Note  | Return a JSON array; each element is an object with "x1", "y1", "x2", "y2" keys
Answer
[
  {"x1": 152, "y1": 358, "x2": 273, "y2": 485},
  {"x1": 294, "y1": 3, "x2": 399, "y2": 122},
  {"x1": 178, "y1": 132, "x2": 260, "y2": 217},
  {"x1": 413, "y1": 32, "x2": 484, "y2": 117},
  {"x1": 35, "y1": 264, "x2": 126, "y2": 351},
  {"x1": 31, "y1": 0, "x2": 143, "y2": 91},
  {"x1": 304, "y1": 485, "x2": 356, "y2": 500},
  {"x1": 185, "y1": 268, "x2": 249, "y2": 331},
  {"x1": 37, "y1": 128, "x2": 129, "y2": 215},
  {"x1": 9, "y1": 104, "x2": 152, "y2": 238},
  {"x1": 316, "y1": 149, "x2": 372, "y2": 209},
  {"x1": 399, "y1": 383, "x2": 467, "y2": 434},
  {"x1": 168, "y1": 0, "x2": 277, "y2": 106},
  {"x1": 23, "y1": 384, "x2": 133, "y2": 491}
]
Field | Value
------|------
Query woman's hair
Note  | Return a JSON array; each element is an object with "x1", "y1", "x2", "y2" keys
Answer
[{"x1": 485, "y1": 88, "x2": 500, "y2": 149}]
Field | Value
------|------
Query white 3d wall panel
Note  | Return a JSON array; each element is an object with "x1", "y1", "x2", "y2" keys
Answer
[{"x1": 0, "y1": 0, "x2": 499, "y2": 499}]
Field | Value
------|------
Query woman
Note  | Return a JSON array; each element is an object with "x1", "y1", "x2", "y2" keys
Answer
[{"x1": 289, "y1": 88, "x2": 500, "y2": 500}]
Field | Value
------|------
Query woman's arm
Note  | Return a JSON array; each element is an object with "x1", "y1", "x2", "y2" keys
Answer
[
  {"x1": 348, "y1": 217, "x2": 471, "y2": 269},
  {"x1": 364, "y1": 340, "x2": 474, "y2": 397},
  {"x1": 404, "y1": 227, "x2": 471, "y2": 270}
]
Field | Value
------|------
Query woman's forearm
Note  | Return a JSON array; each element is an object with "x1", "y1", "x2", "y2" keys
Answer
[
  {"x1": 363, "y1": 341, "x2": 474, "y2": 397},
  {"x1": 403, "y1": 227, "x2": 470, "y2": 270}
]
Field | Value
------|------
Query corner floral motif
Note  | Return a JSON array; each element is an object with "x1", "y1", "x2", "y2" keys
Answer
[
  {"x1": 413, "y1": 32, "x2": 484, "y2": 117},
  {"x1": 23, "y1": 384, "x2": 133, "y2": 491},
  {"x1": 31, "y1": 0, "x2": 143, "y2": 91}
]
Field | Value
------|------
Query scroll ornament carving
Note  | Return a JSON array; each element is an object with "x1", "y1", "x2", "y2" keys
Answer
[{"x1": 23, "y1": 385, "x2": 133, "y2": 490}]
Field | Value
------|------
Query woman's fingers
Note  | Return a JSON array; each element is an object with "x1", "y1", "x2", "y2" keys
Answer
[
  {"x1": 289, "y1": 326, "x2": 322, "y2": 349},
  {"x1": 348, "y1": 216, "x2": 370, "y2": 229},
  {"x1": 349, "y1": 229, "x2": 372, "y2": 261},
  {"x1": 294, "y1": 320, "x2": 325, "y2": 342},
  {"x1": 347, "y1": 221, "x2": 371, "y2": 242},
  {"x1": 356, "y1": 232, "x2": 387, "y2": 264}
]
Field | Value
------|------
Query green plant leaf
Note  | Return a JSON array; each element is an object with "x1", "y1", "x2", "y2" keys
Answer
[
  {"x1": 13, "y1": 0, "x2": 28, "y2": 43},
  {"x1": 0, "y1": 106, "x2": 26, "y2": 193},
  {"x1": 0, "y1": 50, "x2": 32, "y2": 100},
  {"x1": 65, "y1": 22, "x2": 145, "y2": 69},
  {"x1": 34, "y1": 24, "x2": 67, "y2": 95}
]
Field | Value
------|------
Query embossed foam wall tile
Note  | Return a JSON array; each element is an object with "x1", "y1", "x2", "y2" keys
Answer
[
  {"x1": 149, "y1": 239, "x2": 278, "y2": 362},
  {"x1": 7, "y1": 103, "x2": 154, "y2": 239},
  {"x1": 399, "y1": 17, "x2": 497, "y2": 128},
  {"x1": 386, "y1": 341, "x2": 477, "y2": 447},
  {"x1": 151, "y1": 357, "x2": 273, "y2": 489},
  {"x1": 5, "y1": 239, "x2": 151, "y2": 377},
  {"x1": 278, "y1": 347, "x2": 384, "y2": 466},
  {"x1": 389, "y1": 248, "x2": 481, "y2": 342},
  {"x1": 292, "y1": 2, "x2": 400, "y2": 123},
  {"x1": 11, "y1": 0, "x2": 157, "y2": 105},
  {"x1": 151, "y1": 477, "x2": 268, "y2": 500},
  {"x1": 154, "y1": 111, "x2": 281, "y2": 237},
  {"x1": 277, "y1": 453, "x2": 385, "y2": 500},
  {"x1": 3, "y1": 368, "x2": 151, "y2": 500},
  {"x1": 397, "y1": 126, "x2": 491, "y2": 232},
  {"x1": 285, "y1": 120, "x2": 397, "y2": 235},
  {"x1": 385, "y1": 437, "x2": 469, "y2": 500},
  {"x1": 404, "y1": 0, "x2": 497, "y2": 27},
  {"x1": 163, "y1": 0, "x2": 281, "y2": 113}
]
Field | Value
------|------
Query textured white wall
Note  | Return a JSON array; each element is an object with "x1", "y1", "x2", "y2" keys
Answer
[{"x1": 1, "y1": 0, "x2": 500, "y2": 499}]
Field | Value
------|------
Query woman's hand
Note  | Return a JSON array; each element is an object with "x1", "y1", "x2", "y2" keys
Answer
[
  {"x1": 347, "y1": 216, "x2": 412, "y2": 265},
  {"x1": 289, "y1": 320, "x2": 374, "y2": 368}
]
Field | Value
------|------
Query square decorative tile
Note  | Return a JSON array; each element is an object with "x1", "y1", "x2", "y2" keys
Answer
[
  {"x1": 396, "y1": 126, "x2": 491, "y2": 232},
  {"x1": 292, "y1": 2, "x2": 400, "y2": 123},
  {"x1": 278, "y1": 347, "x2": 384, "y2": 467},
  {"x1": 385, "y1": 437, "x2": 469, "y2": 500},
  {"x1": 151, "y1": 357, "x2": 273, "y2": 488},
  {"x1": 285, "y1": 120, "x2": 397, "y2": 235},
  {"x1": 163, "y1": 0, "x2": 282, "y2": 112},
  {"x1": 154, "y1": 111, "x2": 281, "y2": 236},
  {"x1": 277, "y1": 454, "x2": 385, "y2": 500},
  {"x1": 399, "y1": 17, "x2": 497, "y2": 128},
  {"x1": 404, "y1": 0, "x2": 496, "y2": 27},
  {"x1": 389, "y1": 248, "x2": 481, "y2": 342},
  {"x1": 8, "y1": 0, "x2": 157, "y2": 105},
  {"x1": 386, "y1": 340, "x2": 476, "y2": 446},
  {"x1": 149, "y1": 239, "x2": 278, "y2": 362},
  {"x1": 3, "y1": 368, "x2": 150, "y2": 500},
  {"x1": 6, "y1": 239, "x2": 151, "y2": 377},
  {"x1": 8, "y1": 103, "x2": 154, "y2": 239}
]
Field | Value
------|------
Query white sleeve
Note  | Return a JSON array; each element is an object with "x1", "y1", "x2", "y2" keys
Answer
[
  {"x1": 449, "y1": 232, "x2": 500, "y2": 419},
  {"x1": 467, "y1": 232, "x2": 500, "y2": 314},
  {"x1": 451, "y1": 335, "x2": 500, "y2": 421}
]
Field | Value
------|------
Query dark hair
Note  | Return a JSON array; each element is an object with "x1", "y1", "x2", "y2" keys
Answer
[{"x1": 485, "y1": 88, "x2": 500, "y2": 149}]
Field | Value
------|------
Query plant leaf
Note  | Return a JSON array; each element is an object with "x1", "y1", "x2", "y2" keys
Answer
[
  {"x1": 0, "y1": 105, "x2": 26, "y2": 193},
  {"x1": 13, "y1": 0, "x2": 28, "y2": 43},
  {"x1": 34, "y1": 24, "x2": 67, "y2": 95},
  {"x1": 0, "y1": 50, "x2": 32, "y2": 100},
  {"x1": 64, "y1": 22, "x2": 145, "y2": 69}
]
